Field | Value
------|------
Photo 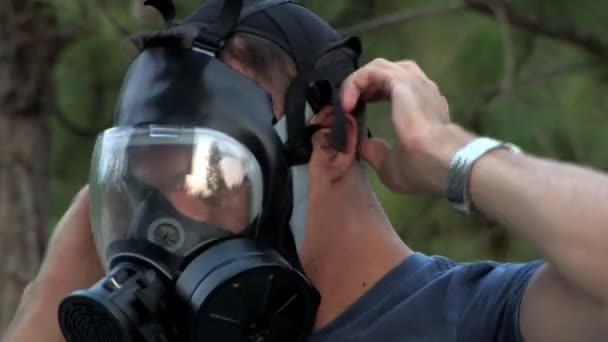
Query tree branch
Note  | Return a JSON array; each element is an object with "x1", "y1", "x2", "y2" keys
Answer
[
  {"x1": 53, "y1": 104, "x2": 109, "y2": 137},
  {"x1": 465, "y1": 2, "x2": 517, "y2": 131},
  {"x1": 514, "y1": 30, "x2": 538, "y2": 74},
  {"x1": 475, "y1": 61, "x2": 598, "y2": 98},
  {"x1": 465, "y1": 0, "x2": 608, "y2": 57},
  {"x1": 458, "y1": 60, "x2": 597, "y2": 131},
  {"x1": 466, "y1": 82, "x2": 503, "y2": 132},
  {"x1": 52, "y1": 51, "x2": 115, "y2": 137},
  {"x1": 339, "y1": 2, "x2": 468, "y2": 36},
  {"x1": 491, "y1": 2, "x2": 515, "y2": 92},
  {"x1": 97, "y1": 0, "x2": 133, "y2": 36},
  {"x1": 338, "y1": 0, "x2": 608, "y2": 59}
]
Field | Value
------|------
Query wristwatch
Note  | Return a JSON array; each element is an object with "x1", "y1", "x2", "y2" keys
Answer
[{"x1": 446, "y1": 137, "x2": 522, "y2": 215}]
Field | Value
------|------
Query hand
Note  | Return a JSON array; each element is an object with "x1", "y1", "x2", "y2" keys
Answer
[
  {"x1": 341, "y1": 58, "x2": 474, "y2": 196},
  {"x1": 5, "y1": 186, "x2": 103, "y2": 342},
  {"x1": 37, "y1": 186, "x2": 103, "y2": 289}
]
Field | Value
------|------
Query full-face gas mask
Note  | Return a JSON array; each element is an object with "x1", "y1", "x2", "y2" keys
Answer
[{"x1": 58, "y1": 1, "x2": 362, "y2": 341}]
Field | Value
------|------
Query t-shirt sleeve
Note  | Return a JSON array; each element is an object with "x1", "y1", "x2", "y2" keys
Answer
[{"x1": 455, "y1": 260, "x2": 544, "y2": 342}]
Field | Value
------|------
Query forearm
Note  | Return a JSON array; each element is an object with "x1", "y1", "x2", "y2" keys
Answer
[
  {"x1": 469, "y1": 147, "x2": 608, "y2": 303},
  {"x1": 4, "y1": 279, "x2": 65, "y2": 342}
]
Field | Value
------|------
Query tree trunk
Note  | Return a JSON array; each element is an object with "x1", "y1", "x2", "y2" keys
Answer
[{"x1": 0, "y1": 1, "x2": 63, "y2": 332}]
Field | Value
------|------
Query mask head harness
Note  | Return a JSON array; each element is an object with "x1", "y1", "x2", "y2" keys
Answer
[
  {"x1": 57, "y1": 1, "x2": 363, "y2": 342},
  {"x1": 143, "y1": 0, "x2": 364, "y2": 164}
]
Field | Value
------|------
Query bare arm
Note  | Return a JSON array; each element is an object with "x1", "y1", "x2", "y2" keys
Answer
[
  {"x1": 341, "y1": 58, "x2": 608, "y2": 341},
  {"x1": 470, "y1": 148, "x2": 608, "y2": 341},
  {"x1": 3, "y1": 187, "x2": 103, "y2": 342}
]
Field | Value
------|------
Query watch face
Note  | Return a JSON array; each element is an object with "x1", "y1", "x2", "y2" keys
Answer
[{"x1": 147, "y1": 218, "x2": 185, "y2": 252}]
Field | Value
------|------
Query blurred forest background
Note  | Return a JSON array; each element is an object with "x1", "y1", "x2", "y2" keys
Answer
[{"x1": 2, "y1": 0, "x2": 608, "y2": 332}]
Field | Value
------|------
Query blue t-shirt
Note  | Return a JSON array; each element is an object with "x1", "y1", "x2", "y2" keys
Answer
[{"x1": 309, "y1": 253, "x2": 543, "y2": 342}]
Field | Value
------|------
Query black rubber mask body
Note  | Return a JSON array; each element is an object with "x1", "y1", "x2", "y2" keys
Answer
[
  {"x1": 58, "y1": 47, "x2": 319, "y2": 342},
  {"x1": 59, "y1": 0, "x2": 365, "y2": 340},
  {"x1": 116, "y1": 46, "x2": 297, "y2": 258},
  {"x1": 127, "y1": 189, "x2": 231, "y2": 256}
]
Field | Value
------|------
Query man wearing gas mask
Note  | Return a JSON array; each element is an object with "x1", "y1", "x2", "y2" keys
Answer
[{"x1": 6, "y1": 0, "x2": 608, "y2": 342}]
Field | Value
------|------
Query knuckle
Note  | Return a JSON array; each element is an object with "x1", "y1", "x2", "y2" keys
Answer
[
  {"x1": 427, "y1": 80, "x2": 442, "y2": 93},
  {"x1": 363, "y1": 64, "x2": 392, "y2": 81},
  {"x1": 344, "y1": 68, "x2": 368, "y2": 88},
  {"x1": 371, "y1": 57, "x2": 391, "y2": 66},
  {"x1": 71, "y1": 185, "x2": 89, "y2": 204},
  {"x1": 342, "y1": 72, "x2": 356, "y2": 86},
  {"x1": 399, "y1": 61, "x2": 427, "y2": 78},
  {"x1": 397, "y1": 60, "x2": 418, "y2": 70},
  {"x1": 398, "y1": 60, "x2": 416, "y2": 67},
  {"x1": 370, "y1": 58, "x2": 399, "y2": 71}
]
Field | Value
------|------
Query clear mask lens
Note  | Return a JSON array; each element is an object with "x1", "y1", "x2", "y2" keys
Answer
[{"x1": 90, "y1": 126, "x2": 264, "y2": 264}]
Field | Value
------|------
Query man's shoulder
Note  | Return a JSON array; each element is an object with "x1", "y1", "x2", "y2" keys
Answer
[
  {"x1": 412, "y1": 254, "x2": 543, "y2": 302},
  {"x1": 309, "y1": 253, "x2": 543, "y2": 342},
  {"x1": 431, "y1": 254, "x2": 542, "y2": 276},
  {"x1": 393, "y1": 253, "x2": 541, "y2": 284},
  {"x1": 393, "y1": 254, "x2": 543, "y2": 342}
]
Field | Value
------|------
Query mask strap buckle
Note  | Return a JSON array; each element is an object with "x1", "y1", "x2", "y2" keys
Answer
[{"x1": 193, "y1": 0, "x2": 244, "y2": 56}]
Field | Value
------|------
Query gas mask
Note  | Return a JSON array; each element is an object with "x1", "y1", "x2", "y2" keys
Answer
[{"x1": 58, "y1": 1, "x2": 362, "y2": 341}]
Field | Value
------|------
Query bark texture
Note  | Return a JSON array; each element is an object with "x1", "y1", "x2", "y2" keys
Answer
[{"x1": 0, "y1": 1, "x2": 63, "y2": 332}]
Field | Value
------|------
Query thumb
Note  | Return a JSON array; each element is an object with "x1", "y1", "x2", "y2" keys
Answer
[{"x1": 359, "y1": 137, "x2": 391, "y2": 171}]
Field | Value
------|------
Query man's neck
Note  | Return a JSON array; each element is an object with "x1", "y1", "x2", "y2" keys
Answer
[{"x1": 301, "y1": 179, "x2": 412, "y2": 330}]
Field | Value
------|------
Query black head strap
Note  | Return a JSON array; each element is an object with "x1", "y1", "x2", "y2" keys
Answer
[
  {"x1": 262, "y1": 4, "x2": 362, "y2": 163},
  {"x1": 262, "y1": 5, "x2": 319, "y2": 164},
  {"x1": 142, "y1": 0, "x2": 243, "y2": 54},
  {"x1": 148, "y1": 0, "x2": 364, "y2": 164},
  {"x1": 239, "y1": 0, "x2": 291, "y2": 20},
  {"x1": 193, "y1": 0, "x2": 244, "y2": 54},
  {"x1": 307, "y1": 37, "x2": 363, "y2": 153}
]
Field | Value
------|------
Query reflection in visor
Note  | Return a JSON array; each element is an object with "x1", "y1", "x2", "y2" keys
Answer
[
  {"x1": 129, "y1": 142, "x2": 252, "y2": 234},
  {"x1": 90, "y1": 127, "x2": 264, "y2": 261},
  {"x1": 186, "y1": 142, "x2": 246, "y2": 198}
]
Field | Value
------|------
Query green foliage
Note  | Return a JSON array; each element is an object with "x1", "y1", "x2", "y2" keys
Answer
[
  {"x1": 48, "y1": 0, "x2": 608, "y2": 262},
  {"x1": 301, "y1": 0, "x2": 351, "y2": 23}
]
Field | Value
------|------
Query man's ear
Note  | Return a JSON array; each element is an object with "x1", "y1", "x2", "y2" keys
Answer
[{"x1": 310, "y1": 108, "x2": 359, "y2": 183}]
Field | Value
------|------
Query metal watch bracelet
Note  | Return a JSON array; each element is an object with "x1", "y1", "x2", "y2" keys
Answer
[{"x1": 446, "y1": 137, "x2": 522, "y2": 215}]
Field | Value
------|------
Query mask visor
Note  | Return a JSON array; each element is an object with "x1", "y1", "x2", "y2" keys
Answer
[{"x1": 90, "y1": 126, "x2": 264, "y2": 264}]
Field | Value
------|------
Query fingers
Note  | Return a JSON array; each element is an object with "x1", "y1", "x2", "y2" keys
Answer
[
  {"x1": 358, "y1": 137, "x2": 391, "y2": 171},
  {"x1": 341, "y1": 59, "x2": 435, "y2": 112},
  {"x1": 309, "y1": 106, "x2": 335, "y2": 127},
  {"x1": 39, "y1": 185, "x2": 103, "y2": 286},
  {"x1": 341, "y1": 58, "x2": 455, "y2": 195},
  {"x1": 7, "y1": 186, "x2": 98, "y2": 342},
  {"x1": 341, "y1": 58, "x2": 395, "y2": 112},
  {"x1": 50, "y1": 186, "x2": 91, "y2": 244},
  {"x1": 70, "y1": 185, "x2": 90, "y2": 207}
]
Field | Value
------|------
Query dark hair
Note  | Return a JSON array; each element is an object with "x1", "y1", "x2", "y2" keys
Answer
[{"x1": 218, "y1": 33, "x2": 296, "y2": 116}]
